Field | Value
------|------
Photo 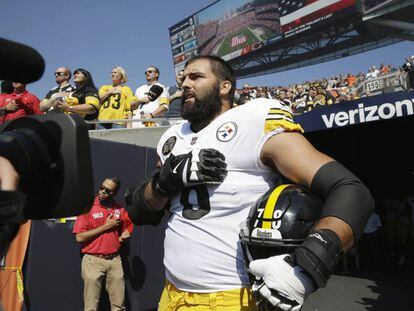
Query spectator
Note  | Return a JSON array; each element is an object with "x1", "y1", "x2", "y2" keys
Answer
[
  {"x1": 345, "y1": 73, "x2": 357, "y2": 87},
  {"x1": 379, "y1": 63, "x2": 390, "y2": 76},
  {"x1": 164, "y1": 69, "x2": 184, "y2": 118},
  {"x1": 313, "y1": 83, "x2": 334, "y2": 107},
  {"x1": 73, "y1": 177, "x2": 133, "y2": 311},
  {"x1": 237, "y1": 83, "x2": 255, "y2": 105},
  {"x1": 97, "y1": 66, "x2": 136, "y2": 129},
  {"x1": 56, "y1": 68, "x2": 100, "y2": 129},
  {"x1": 0, "y1": 82, "x2": 41, "y2": 124},
  {"x1": 275, "y1": 88, "x2": 291, "y2": 107},
  {"x1": 335, "y1": 88, "x2": 352, "y2": 103},
  {"x1": 256, "y1": 87, "x2": 270, "y2": 99},
  {"x1": 366, "y1": 65, "x2": 379, "y2": 79},
  {"x1": 131, "y1": 66, "x2": 168, "y2": 128},
  {"x1": 328, "y1": 75, "x2": 338, "y2": 88},
  {"x1": 39, "y1": 67, "x2": 76, "y2": 112},
  {"x1": 292, "y1": 84, "x2": 311, "y2": 113}
]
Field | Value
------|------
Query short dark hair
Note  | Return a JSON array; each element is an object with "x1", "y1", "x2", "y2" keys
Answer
[
  {"x1": 185, "y1": 55, "x2": 236, "y2": 102},
  {"x1": 148, "y1": 66, "x2": 160, "y2": 79},
  {"x1": 108, "y1": 177, "x2": 121, "y2": 191}
]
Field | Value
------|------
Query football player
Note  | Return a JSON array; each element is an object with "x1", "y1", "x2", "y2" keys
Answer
[{"x1": 125, "y1": 55, "x2": 374, "y2": 311}]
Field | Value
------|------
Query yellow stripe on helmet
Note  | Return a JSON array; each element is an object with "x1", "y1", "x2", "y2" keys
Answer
[{"x1": 262, "y1": 184, "x2": 292, "y2": 229}]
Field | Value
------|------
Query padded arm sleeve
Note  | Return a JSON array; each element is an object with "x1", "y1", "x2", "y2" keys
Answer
[
  {"x1": 310, "y1": 161, "x2": 374, "y2": 239},
  {"x1": 124, "y1": 179, "x2": 166, "y2": 226}
]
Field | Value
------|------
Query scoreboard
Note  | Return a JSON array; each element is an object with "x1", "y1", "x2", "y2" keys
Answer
[{"x1": 169, "y1": 0, "x2": 358, "y2": 73}]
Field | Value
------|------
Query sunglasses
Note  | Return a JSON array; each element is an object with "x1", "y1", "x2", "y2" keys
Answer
[
  {"x1": 99, "y1": 185, "x2": 115, "y2": 194},
  {"x1": 54, "y1": 72, "x2": 65, "y2": 76},
  {"x1": 145, "y1": 70, "x2": 156, "y2": 75}
]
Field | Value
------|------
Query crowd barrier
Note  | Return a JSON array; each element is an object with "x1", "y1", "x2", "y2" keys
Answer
[{"x1": 355, "y1": 71, "x2": 409, "y2": 96}]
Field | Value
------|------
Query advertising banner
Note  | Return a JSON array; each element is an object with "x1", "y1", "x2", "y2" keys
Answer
[{"x1": 294, "y1": 91, "x2": 414, "y2": 132}]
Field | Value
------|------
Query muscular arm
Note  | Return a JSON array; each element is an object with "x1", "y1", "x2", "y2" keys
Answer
[{"x1": 260, "y1": 132, "x2": 354, "y2": 250}]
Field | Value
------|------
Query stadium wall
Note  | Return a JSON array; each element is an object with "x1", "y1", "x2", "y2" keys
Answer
[{"x1": 23, "y1": 139, "x2": 165, "y2": 311}]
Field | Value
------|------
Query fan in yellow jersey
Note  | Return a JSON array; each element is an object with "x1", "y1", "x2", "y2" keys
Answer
[
  {"x1": 97, "y1": 66, "x2": 138, "y2": 129},
  {"x1": 56, "y1": 68, "x2": 100, "y2": 130}
]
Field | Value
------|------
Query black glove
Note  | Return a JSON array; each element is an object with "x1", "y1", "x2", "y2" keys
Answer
[{"x1": 152, "y1": 148, "x2": 227, "y2": 197}]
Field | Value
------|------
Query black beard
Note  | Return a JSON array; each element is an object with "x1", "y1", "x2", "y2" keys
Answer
[{"x1": 181, "y1": 83, "x2": 221, "y2": 128}]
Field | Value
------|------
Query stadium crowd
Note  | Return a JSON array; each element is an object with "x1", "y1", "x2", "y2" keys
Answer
[
  {"x1": 235, "y1": 59, "x2": 414, "y2": 114},
  {"x1": 0, "y1": 55, "x2": 413, "y2": 128}
]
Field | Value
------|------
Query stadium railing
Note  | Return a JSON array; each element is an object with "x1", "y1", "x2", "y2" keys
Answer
[
  {"x1": 86, "y1": 117, "x2": 184, "y2": 129},
  {"x1": 355, "y1": 71, "x2": 409, "y2": 97}
]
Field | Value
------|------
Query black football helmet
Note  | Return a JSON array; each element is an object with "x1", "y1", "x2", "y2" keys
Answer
[
  {"x1": 239, "y1": 184, "x2": 323, "y2": 310},
  {"x1": 239, "y1": 184, "x2": 323, "y2": 267}
]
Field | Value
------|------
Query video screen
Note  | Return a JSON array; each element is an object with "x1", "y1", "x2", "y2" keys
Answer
[
  {"x1": 169, "y1": 0, "x2": 283, "y2": 72},
  {"x1": 280, "y1": 0, "x2": 356, "y2": 38},
  {"x1": 169, "y1": 0, "x2": 357, "y2": 72}
]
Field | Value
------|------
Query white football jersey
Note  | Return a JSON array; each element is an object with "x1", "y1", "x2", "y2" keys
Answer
[{"x1": 156, "y1": 98, "x2": 303, "y2": 292}]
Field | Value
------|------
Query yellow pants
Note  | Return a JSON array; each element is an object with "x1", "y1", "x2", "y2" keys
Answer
[{"x1": 158, "y1": 281, "x2": 258, "y2": 311}]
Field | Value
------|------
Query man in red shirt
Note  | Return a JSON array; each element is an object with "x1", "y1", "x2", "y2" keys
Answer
[
  {"x1": 0, "y1": 82, "x2": 41, "y2": 124},
  {"x1": 73, "y1": 177, "x2": 133, "y2": 311}
]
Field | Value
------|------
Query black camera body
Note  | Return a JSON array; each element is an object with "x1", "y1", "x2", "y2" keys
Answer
[
  {"x1": 0, "y1": 37, "x2": 95, "y2": 258},
  {"x1": 0, "y1": 113, "x2": 94, "y2": 221}
]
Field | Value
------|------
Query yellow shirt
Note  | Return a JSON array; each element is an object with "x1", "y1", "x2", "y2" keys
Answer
[
  {"x1": 66, "y1": 88, "x2": 100, "y2": 120},
  {"x1": 98, "y1": 85, "x2": 136, "y2": 123}
]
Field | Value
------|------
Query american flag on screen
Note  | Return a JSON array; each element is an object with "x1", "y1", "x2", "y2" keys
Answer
[
  {"x1": 279, "y1": 0, "x2": 355, "y2": 33},
  {"x1": 231, "y1": 34, "x2": 246, "y2": 48}
]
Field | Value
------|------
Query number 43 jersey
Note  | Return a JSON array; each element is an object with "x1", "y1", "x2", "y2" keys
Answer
[{"x1": 156, "y1": 98, "x2": 303, "y2": 292}]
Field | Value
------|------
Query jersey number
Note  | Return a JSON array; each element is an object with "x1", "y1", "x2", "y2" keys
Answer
[
  {"x1": 180, "y1": 185, "x2": 211, "y2": 220},
  {"x1": 103, "y1": 93, "x2": 121, "y2": 109}
]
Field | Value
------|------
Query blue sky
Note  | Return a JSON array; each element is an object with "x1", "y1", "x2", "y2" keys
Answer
[{"x1": 1, "y1": 0, "x2": 413, "y2": 98}]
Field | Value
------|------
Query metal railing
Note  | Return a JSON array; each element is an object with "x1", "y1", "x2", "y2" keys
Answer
[
  {"x1": 85, "y1": 117, "x2": 184, "y2": 129},
  {"x1": 355, "y1": 70, "x2": 409, "y2": 97}
]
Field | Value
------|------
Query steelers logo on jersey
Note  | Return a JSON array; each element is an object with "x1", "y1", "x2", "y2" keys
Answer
[
  {"x1": 216, "y1": 122, "x2": 237, "y2": 142},
  {"x1": 162, "y1": 136, "x2": 177, "y2": 155}
]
